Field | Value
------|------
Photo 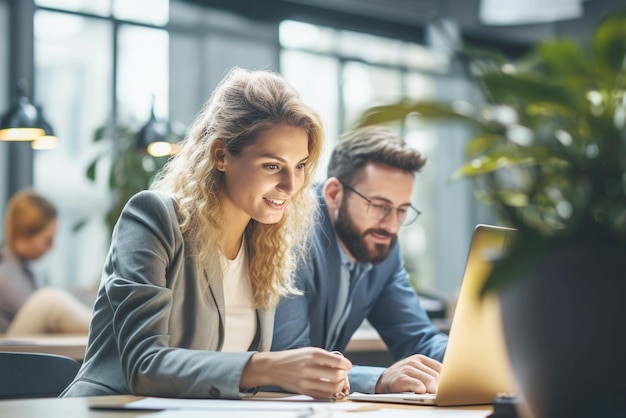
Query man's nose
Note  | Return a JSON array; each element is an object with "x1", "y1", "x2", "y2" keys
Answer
[{"x1": 379, "y1": 209, "x2": 401, "y2": 233}]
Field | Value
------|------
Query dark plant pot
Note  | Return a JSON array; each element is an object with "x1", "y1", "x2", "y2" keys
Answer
[{"x1": 499, "y1": 244, "x2": 626, "y2": 418}]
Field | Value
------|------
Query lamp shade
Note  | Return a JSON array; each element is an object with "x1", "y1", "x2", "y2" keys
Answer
[
  {"x1": 136, "y1": 101, "x2": 180, "y2": 157},
  {"x1": 0, "y1": 94, "x2": 45, "y2": 141},
  {"x1": 136, "y1": 111, "x2": 169, "y2": 148},
  {"x1": 480, "y1": 0, "x2": 583, "y2": 25}
]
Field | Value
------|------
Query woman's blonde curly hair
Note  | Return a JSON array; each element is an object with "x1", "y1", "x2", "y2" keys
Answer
[{"x1": 151, "y1": 68, "x2": 324, "y2": 309}]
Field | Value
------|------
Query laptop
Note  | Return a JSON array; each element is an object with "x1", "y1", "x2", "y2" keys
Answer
[{"x1": 349, "y1": 224, "x2": 517, "y2": 406}]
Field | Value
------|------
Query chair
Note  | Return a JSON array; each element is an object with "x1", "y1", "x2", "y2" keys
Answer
[{"x1": 0, "y1": 351, "x2": 81, "y2": 399}]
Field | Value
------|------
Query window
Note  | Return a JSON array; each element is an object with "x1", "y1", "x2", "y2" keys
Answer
[
  {"x1": 33, "y1": 1, "x2": 169, "y2": 288},
  {"x1": 280, "y1": 20, "x2": 450, "y2": 292},
  {"x1": 26, "y1": 3, "x2": 479, "y2": 297}
]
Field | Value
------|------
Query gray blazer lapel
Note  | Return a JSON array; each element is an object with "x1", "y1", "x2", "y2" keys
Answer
[
  {"x1": 200, "y1": 249, "x2": 275, "y2": 353},
  {"x1": 205, "y1": 269, "x2": 225, "y2": 350}
]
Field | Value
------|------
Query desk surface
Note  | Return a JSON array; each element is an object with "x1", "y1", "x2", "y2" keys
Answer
[
  {"x1": 0, "y1": 331, "x2": 391, "y2": 361},
  {"x1": 0, "y1": 333, "x2": 88, "y2": 361},
  {"x1": 0, "y1": 394, "x2": 493, "y2": 418}
]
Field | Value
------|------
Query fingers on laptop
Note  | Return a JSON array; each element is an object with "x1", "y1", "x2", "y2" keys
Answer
[{"x1": 376, "y1": 354, "x2": 442, "y2": 394}]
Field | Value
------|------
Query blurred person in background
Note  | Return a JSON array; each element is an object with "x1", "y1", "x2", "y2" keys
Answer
[{"x1": 0, "y1": 188, "x2": 92, "y2": 335}]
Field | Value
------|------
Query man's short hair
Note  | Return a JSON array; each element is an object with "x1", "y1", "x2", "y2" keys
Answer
[{"x1": 327, "y1": 126, "x2": 426, "y2": 184}]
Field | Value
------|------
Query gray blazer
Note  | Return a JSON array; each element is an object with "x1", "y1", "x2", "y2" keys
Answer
[{"x1": 61, "y1": 191, "x2": 274, "y2": 399}]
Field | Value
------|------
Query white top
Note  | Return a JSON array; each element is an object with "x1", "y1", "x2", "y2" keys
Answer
[{"x1": 221, "y1": 240, "x2": 256, "y2": 352}]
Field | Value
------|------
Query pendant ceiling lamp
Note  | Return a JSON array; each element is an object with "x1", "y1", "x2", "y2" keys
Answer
[
  {"x1": 479, "y1": 0, "x2": 583, "y2": 25},
  {"x1": 136, "y1": 97, "x2": 181, "y2": 157},
  {"x1": 0, "y1": 80, "x2": 44, "y2": 141},
  {"x1": 0, "y1": 79, "x2": 58, "y2": 149}
]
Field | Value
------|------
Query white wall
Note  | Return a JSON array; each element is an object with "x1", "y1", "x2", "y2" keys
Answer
[{"x1": 169, "y1": 2, "x2": 280, "y2": 127}]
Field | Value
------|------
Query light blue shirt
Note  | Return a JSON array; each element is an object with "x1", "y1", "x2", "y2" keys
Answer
[{"x1": 326, "y1": 248, "x2": 372, "y2": 349}]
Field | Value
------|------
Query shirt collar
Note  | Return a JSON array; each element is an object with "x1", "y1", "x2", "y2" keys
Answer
[{"x1": 337, "y1": 243, "x2": 372, "y2": 274}]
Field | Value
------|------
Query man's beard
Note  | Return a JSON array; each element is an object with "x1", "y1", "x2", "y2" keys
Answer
[{"x1": 334, "y1": 203, "x2": 397, "y2": 264}]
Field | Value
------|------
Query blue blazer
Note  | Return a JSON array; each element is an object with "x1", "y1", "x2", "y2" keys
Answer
[{"x1": 272, "y1": 187, "x2": 448, "y2": 393}]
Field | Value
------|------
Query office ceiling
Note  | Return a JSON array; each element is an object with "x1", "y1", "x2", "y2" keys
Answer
[{"x1": 181, "y1": 0, "x2": 624, "y2": 56}]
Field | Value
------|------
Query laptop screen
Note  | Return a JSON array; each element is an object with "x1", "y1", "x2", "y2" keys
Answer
[{"x1": 435, "y1": 224, "x2": 517, "y2": 406}]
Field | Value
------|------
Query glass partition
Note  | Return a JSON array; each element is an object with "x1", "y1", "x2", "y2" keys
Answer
[{"x1": 34, "y1": 10, "x2": 113, "y2": 287}]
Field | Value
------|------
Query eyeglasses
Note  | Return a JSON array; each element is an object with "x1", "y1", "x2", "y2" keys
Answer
[{"x1": 339, "y1": 180, "x2": 421, "y2": 226}]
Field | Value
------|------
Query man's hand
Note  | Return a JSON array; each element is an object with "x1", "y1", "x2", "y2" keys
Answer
[{"x1": 375, "y1": 354, "x2": 442, "y2": 394}]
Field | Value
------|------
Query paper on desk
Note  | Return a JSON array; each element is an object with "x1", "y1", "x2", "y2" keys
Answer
[
  {"x1": 127, "y1": 396, "x2": 359, "y2": 412},
  {"x1": 350, "y1": 409, "x2": 488, "y2": 417},
  {"x1": 149, "y1": 408, "x2": 489, "y2": 418},
  {"x1": 149, "y1": 411, "x2": 319, "y2": 418}
]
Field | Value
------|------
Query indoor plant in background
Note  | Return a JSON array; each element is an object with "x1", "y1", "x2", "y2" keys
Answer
[
  {"x1": 359, "y1": 9, "x2": 626, "y2": 418},
  {"x1": 75, "y1": 123, "x2": 173, "y2": 237}
]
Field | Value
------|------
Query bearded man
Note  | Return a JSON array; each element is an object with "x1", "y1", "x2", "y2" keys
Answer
[{"x1": 272, "y1": 126, "x2": 448, "y2": 394}]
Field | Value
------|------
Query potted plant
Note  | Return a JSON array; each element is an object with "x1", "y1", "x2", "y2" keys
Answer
[
  {"x1": 358, "y1": 10, "x2": 626, "y2": 418},
  {"x1": 74, "y1": 123, "x2": 173, "y2": 237}
]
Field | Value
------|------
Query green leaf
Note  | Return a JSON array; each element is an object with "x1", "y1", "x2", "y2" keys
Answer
[
  {"x1": 450, "y1": 155, "x2": 535, "y2": 180},
  {"x1": 481, "y1": 73, "x2": 574, "y2": 106},
  {"x1": 593, "y1": 9, "x2": 626, "y2": 73},
  {"x1": 358, "y1": 101, "x2": 476, "y2": 127},
  {"x1": 72, "y1": 219, "x2": 88, "y2": 233},
  {"x1": 86, "y1": 159, "x2": 98, "y2": 181},
  {"x1": 465, "y1": 133, "x2": 501, "y2": 156},
  {"x1": 93, "y1": 125, "x2": 107, "y2": 142},
  {"x1": 495, "y1": 190, "x2": 529, "y2": 207},
  {"x1": 534, "y1": 40, "x2": 591, "y2": 81},
  {"x1": 85, "y1": 151, "x2": 109, "y2": 181}
]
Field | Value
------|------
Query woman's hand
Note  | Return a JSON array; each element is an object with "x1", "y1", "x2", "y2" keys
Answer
[
  {"x1": 330, "y1": 351, "x2": 350, "y2": 400},
  {"x1": 241, "y1": 347, "x2": 352, "y2": 399}
]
